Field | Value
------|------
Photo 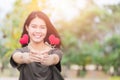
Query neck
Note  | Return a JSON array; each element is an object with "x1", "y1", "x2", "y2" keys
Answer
[{"x1": 28, "y1": 41, "x2": 47, "y2": 52}]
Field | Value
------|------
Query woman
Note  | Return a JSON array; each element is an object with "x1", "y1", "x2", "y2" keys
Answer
[{"x1": 10, "y1": 11, "x2": 64, "y2": 80}]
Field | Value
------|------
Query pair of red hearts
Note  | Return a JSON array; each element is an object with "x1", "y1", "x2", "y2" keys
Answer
[{"x1": 19, "y1": 34, "x2": 60, "y2": 45}]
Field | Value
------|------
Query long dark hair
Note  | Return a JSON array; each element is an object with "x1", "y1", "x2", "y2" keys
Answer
[
  {"x1": 21, "y1": 11, "x2": 61, "y2": 48},
  {"x1": 21, "y1": 11, "x2": 62, "y2": 71}
]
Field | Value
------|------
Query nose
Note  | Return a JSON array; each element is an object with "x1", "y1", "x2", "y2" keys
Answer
[{"x1": 35, "y1": 27, "x2": 41, "y2": 32}]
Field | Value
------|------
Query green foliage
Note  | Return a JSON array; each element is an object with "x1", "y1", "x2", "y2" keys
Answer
[
  {"x1": 102, "y1": 35, "x2": 120, "y2": 75},
  {"x1": 62, "y1": 41, "x2": 102, "y2": 66},
  {"x1": 0, "y1": 43, "x2": 10, "y2": 68}
]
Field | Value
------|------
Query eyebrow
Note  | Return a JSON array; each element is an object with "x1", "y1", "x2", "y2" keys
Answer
[{"x1": 30, "y1": 24, "x2": 46, "y2": 26}]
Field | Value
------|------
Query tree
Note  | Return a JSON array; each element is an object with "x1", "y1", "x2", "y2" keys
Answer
[{"x1": 103, "y1": 35, "x2": 120, "y2": 75}]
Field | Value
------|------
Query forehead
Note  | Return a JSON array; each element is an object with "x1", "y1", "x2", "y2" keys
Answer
[{"x1": 30, "y1": 17, "x2": 46, "y2": 25}]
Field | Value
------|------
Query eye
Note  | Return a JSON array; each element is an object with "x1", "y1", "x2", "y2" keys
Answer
[
  {"x1": 30, "y1": 24, "x2": 37, "y2": 28},
  {"x1": 40, "y1": 25, "x2": 46, "y2": 29}
]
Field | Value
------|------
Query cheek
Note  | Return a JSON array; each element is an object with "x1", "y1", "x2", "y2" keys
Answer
[
  {"x1": 27, "y1": 28, "x2": 34, "y2": 36},
  {"x1": 42, "y1": 28, "x2": 47, "y2": 35}
]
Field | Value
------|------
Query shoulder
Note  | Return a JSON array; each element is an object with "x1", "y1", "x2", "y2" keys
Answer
[
  {"x1": 51, "y1": 48, "x2": 63, "y2": 54},
  {"x1": 14, "y1": 46, "x2": 29, "y2": 53}
]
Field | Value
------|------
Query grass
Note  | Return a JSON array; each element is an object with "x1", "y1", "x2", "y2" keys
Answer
[{"x1": 110, "y1": 76, "x2": 120, "y2": 80}]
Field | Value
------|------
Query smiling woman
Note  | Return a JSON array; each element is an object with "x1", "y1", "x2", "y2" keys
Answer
[{"x1": 10, "y1": 11, "x2": 64, "y2": 80}]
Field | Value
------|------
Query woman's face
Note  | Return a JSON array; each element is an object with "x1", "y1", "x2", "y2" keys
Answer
[{"x1": 26, "y1": 17, "x2": 47, "y2": 43}]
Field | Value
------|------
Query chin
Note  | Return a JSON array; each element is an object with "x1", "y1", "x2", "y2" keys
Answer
[
  {"x1": 31, "y1": 37, "x2": 45, "y2": 43},
  {"x1": 33, "y1": 39, "x2": 43, "y2": 43}
]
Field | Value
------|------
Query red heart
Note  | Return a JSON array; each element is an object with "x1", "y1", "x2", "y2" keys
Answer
[
  {"x1": 49, "y1": 34, "x2": 60, "y2": 45},
  {"x1": 49, "y1": 34, "x2": 55, "y2": 44},
  {"x1": 54, "y1": 37, "x2": 60, "y2": 45},
  {"x1": 19, "y1": 34, "x2": 29, "y2": 45}
]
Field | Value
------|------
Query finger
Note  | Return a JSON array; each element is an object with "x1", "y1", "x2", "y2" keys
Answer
[
  {"x1": 30, "y1": 55, "x2": 42, "y2": 62},
  {"x1": 42, "y1": 56, "x2": 49, "y2": 62},
  {"x1": 41, "y1": 60, "x2": 48, "y2": 65},
  {"x1": 40, "y1": 50, "x2": 50, "y2": 54},
  {"x1": 43, "y1": 54, "x2": 49, "y2": 58},
  {"x1": 29, "y1": 52, "x2": 38, "y2": 58},
  {"x1": 30, "y1": 51, "x2": 38, "y2": 54}
]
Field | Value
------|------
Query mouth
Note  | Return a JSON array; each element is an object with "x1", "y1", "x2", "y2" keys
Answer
[{"x1": 33, "y1": 34, "x2": 42, "y2": 39}]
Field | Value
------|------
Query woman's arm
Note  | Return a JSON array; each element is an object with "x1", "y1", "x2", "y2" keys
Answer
[
  {"x1": 40, "y1": 54, "x2": 60, "y2": 66},
  {"x1": 41, "y1": 49, "x2": 63, "y2": 66},
  {"x1": 51, "y1": 54, "x2": 60, "y2": 65},
  {"x1": 12, "y1": 52, "x2": 30, "y2": 64}
]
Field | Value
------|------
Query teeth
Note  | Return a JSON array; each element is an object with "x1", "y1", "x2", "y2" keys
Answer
[
  {"x1": 33, "y1": 34, "x2": 41, "y2": 38},
  {"x1": 35, "y1": 36, "x2": 41, "y2": 38}
]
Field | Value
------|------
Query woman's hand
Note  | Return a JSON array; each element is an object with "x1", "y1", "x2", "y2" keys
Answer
[
  {"x1": 27, "y1": 50, "x2": 49, "y2": 63},
  {"x1": 19, "y1": 52, "x2": 44, "y2": 64},
  {"x1": 40, "y1": 54, "x2": 60, "y2": 66},
  {"x1": 22, "y1": 50, "x2": 60, "y2": 66}
]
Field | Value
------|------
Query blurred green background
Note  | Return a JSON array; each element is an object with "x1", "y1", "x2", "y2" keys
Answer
[{"x1": 0, "y1": 0, "x2": 120, "y2": 79}]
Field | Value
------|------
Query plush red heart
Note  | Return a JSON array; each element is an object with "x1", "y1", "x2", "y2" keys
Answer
[
  {"x1": 19, "y1": 34, "x2": 29, "y2": 45},
  {"x1": 49, "y1": 34, "x2": 60, "y2": 45}
]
